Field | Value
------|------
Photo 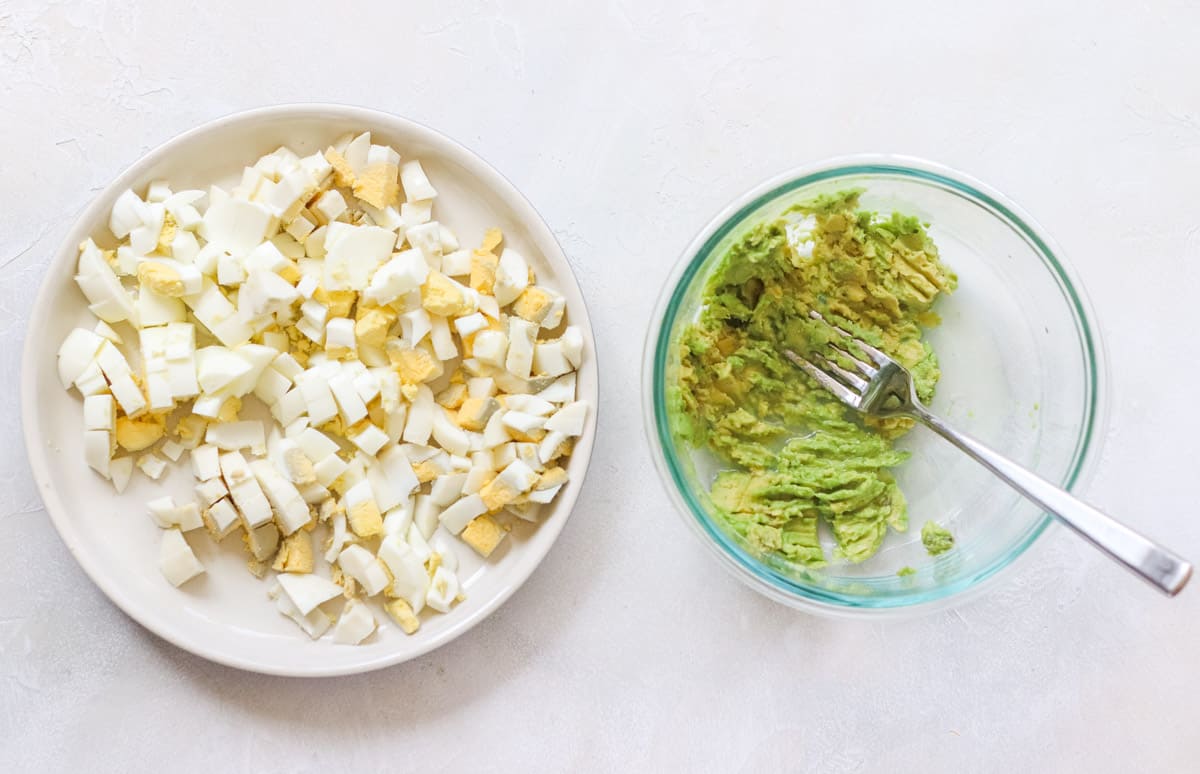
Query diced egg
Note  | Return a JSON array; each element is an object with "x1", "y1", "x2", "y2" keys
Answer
[
  {"x1": 60, "y1": 135, "x2": 588, "y2": 646},
  {"x1": 269, "y1": 580, "x2": 332, "y2": 639},
  {"x1": 206, "y1": 420, "x2": 266, "y2": 453},
  {"x1": 333, "y1": 599, "x2": 377, "y2": 645},
  {"x1": 494, "y1": 248, "x2": 530, "y2": 306},
  {"x1": 195, "y1": 477, "x2": 229, "y2": 507},
  {"x1": 425, "y1": 566, "x2": 460, "y2": 613},
  {"x1": 136, "y1": 453, "x2": 168, "y2": 480},
  {"x1": 146, "y1": 496, "x2": 203, "y2": 531},
  {"x1": 438, "y1": 493, "x2": 487, "y2": 535},
  {"x1": 399, "y1": 159, "x2": 437, "y2": 202},
  {"x1": 337, "y1": 544, "x2": 390, "y2": 596},
  {"x1": 377, "y1": 535, "x2": 428, "y2": 613},
  {"x1": 250, "y1": 459, "x2": 311, "y2": 535},
  {"x1": 109, "y1": 456, "x2": 134, "y2": 493},
  {"x1": 277, "y1": 573, "x2": 344, "y2": 615},
  {"x1": 545, "y1": 400, "x2": 589, "y2": 436},
  {"x1": 159, "y1": 528, "x2": 205, "y2": 587}
]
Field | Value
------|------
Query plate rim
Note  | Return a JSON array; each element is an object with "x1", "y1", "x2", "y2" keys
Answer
[{"x1": 20, "y1": 102, "x2": 599, "y2": 676}]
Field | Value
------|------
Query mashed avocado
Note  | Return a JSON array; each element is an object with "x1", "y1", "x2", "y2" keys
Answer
[
  {"x1": 673, "y1": 190, "x2": 956, "y2": 566},
  {"x1": 921, "y1": 520, "x2": 955, "y2": 556}
]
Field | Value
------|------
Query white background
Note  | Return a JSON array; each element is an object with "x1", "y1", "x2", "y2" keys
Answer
[{"x1": 2, "y1": 2, "x2": 1198, "y2": 772}]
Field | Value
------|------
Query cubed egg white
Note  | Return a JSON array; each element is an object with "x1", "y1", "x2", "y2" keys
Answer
[
  {"x1": 93, "y1": 320, "x2": 123, "y2": 345},
  {"x1": 190, "y1": 443, "x2": 221, "y2": 481},
  {"x1": 159, "y1": 528, "x2": 205, "y2": 587},
  {"x1": 504, "y1": 394, "x2": 556, "y2": 416},
  {"x1": 533, "y1": 340, "x2": 572, "y2": 378},
  {"x1": 536, "y1": 372, "x2": 576, "y2": 404},
  {"x1": 377, "y1": 535, "x2": 428, "y2": 613},
  {"x1": 401, "y1": 386, "x2": 436, "y2": 445},
  {"x1": 324, "y1": 317, "x2": 356, "y2": 355},
  {"x1": 399, "y1": 199, "x2": 433, "y2": 231},
  {"x1": 545, "y1": 400, "x2": 589, "y2": 436},
  {"x1": 195, "y1": 477, "x2": 229, "y2": 507},
  {"x1": 249, "y1": 459, "x2": 310, "y2": 536},
  {"x1": 472, "y1": 330, "x2": 508, "y2": 368},
  {"x1": 206, "y1": 420, "x2": 266, "y2": 453},
  {"x1": 364, "y1": 249, "x2": 429, "y2": 306},
  {"x1": 109, "y1": 456, "x2": 134, "y2": 494},
  {"x1": 429, "y1": 316, "x2": 457, "y2": 360},
  {"x1": 561, "y1": 326, "x2": 584, "y2": 368},
  {"x1": 313, "y1": 455, "x2": 349, "y2": 489},
  {"x1": 373, "y1": 445, "x2": 419, "y2": 505},
  {"x1": 333, "y1": 599, "x2": 377, "y2": 645},
  {"x1": 296, "y1": 427, "x2": 339, "y2": 461},
  {"x1": 160, "y1": 439, "x2": 185, "y2": 462},
  {"x1": 406, "y1": 221, "x2": 443, "y2": 258},
  {"x1": 454, "y1": 322, "x2": 488, "y2": 353},
  {"x1": 57, "y1": 327, "x2": 106, "y2": 388},
  {"x1": 146, "y1": 496, "x2": 203, "y2": 531},
  {"x1": 399, "y1": 307, "x2": 432, "y2": 346},
  {"x1": 399, "y1": 160, "x2": 437, "y2": 202},
  {"x1": 83, "y1": 429, "x2": 112, "y2": 478},
  {"x1": 432, "y1": 408, "x2": 470, "y2": 457},
  {"x1": 109, "y1": 189, "x2": 149, "y2": 239},
  {"x1": 362, "y1": 202, "x2": 404, "y2": 232},
  {"x1": 201, "y1": 199, "x2": 275, "y2": 254},
  {"x1": 494, "y1": 248, "x2": 530, "y2": 306},
  {"x1": 83, "y1": 393, "x2": 116, "y2": 432},
  {"x1": 323, "y1": 511, "x2": 350, "y2": 563},
  {"x1": 296, "y1": 372, "x2": 339, "y2": 425},
  {"x1": 253, "y1": 366, "x2": 292, "y2": 406},
  {"x1": 277, "y1": 573, "x2": 344, "y2": 615},
  {"x1": 429, "y1": 472, "x2": 468, "y2": 508},
  {"x1": 406, "y1": 522, "x2": 433, "y2": 562},
  {"x1": 481, "y1": 410, "x2": 510, "y2": 449},
  {"x1": 538, "y1": 431, "x2": 567, "y2": 464},
  {"x1": 438, "y1": 493, "x2": 486, "y2": 535},
  {"x1": 217, "y1": 252, "x2": 247, "y2": 286},
  {"x1": 220, "y1": 452, "x2": 273, "y2": 527},
  {"x1": 430, "y1": 533, "x2": 461, "y2": 573},
  {"x1": 440, "y1": 249, "x2": 472, "y2": 277},
  {"x1": 412, "y1": 494, "x2": 440, "y2": 539},
  {"x1": 269, "y1": 580, "x2": 332, "y2": 639},
  {"x1": 322, "y1": 223, "x2": 396, "y2": 291},
  {"x1": 349, "y1": 422, "x2": 389, "y2": 456},
  {"x1": 239, "y1": 269, "x2": 300, "y2": 318},
  {"x1": 337, "y1": 544, "x2": 390, "y2": 596},
  {"x1": 425, "y1": 566, "x2": 461, "y2": 613},
  {"x1": 201, "y1": 497, "x2": 240, "y2": 538},
  {"x1": 76, "y1": 239, "x2": 137, "y2": 324},
  {"x1": 137, "y1": 287, "x2": 186, "y2": 328},
  {"x1": 505, "y1": 318, "x2": 537, "y2": 379},
  {"x1": 382, "y1": 499, "x2": 414, "y2": 537}
]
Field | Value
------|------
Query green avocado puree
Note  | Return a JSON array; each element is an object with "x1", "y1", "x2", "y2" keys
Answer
[
  {"x1": 672, "y1": 190, "x2": 956, "y2": 566},
  {"x1": 921, "y1": 520, "x2": 955, "y2": 556}
]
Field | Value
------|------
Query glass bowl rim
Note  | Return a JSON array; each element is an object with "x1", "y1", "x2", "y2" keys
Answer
[{"x1": 642, "y1": 153, "x2": 1108, "y2": 616}]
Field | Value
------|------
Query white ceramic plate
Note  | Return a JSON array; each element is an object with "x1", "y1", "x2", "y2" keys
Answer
[{"x1": 21, "y1": 104, "x2": 598, "y2": 676}]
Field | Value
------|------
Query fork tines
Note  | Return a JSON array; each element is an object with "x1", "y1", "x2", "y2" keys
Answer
[{"x1": 782, "y1": 310, "x2": 897, "y2": 408}]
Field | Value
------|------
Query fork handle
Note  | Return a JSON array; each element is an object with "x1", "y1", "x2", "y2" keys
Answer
[{"x1": 910, "y1": 406, "x2": 1192, "y2": 596}]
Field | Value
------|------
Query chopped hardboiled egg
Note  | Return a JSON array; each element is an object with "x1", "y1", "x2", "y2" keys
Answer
[
  {"x1": 56, "y1": 134, "x2": 589, "y2": 645},
  {"x1": 159, "y1": 528, "x2": 205, "y2": 587}
]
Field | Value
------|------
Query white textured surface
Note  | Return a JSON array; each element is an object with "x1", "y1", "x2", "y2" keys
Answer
[{"x1": 2, "y1": 1, "x2": 1197, "y2": 772}]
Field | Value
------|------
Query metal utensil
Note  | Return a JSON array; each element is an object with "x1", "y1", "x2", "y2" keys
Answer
[{"x1": 784, "y1": 310, "x2": 1192, "y2": 596}]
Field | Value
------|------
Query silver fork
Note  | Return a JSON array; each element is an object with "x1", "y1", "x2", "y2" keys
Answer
[{"x1": 784, "y1": 310, "x2": 1192, "y2": 596}]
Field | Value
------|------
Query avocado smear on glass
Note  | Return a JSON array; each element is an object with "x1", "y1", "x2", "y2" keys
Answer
[
  {"x1": 921, "y1": 520, "x2": 956, "y2": 556},
  {"x1": 673, "y1": 190, "x2": 957, "y2": 567}
]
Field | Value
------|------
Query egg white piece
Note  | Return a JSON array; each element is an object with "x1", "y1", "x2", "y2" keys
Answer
[
  {"x1": 159, "y1": 529, "x2": 205, "y2": 587},
  {"x1": 333, "y1": 599, "x2": 377, "y2": 645}
]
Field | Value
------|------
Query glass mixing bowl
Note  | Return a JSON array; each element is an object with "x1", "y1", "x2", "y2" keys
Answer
[{"x1": 644, "y1": 155, "x2": 1108, "y2": 616}]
